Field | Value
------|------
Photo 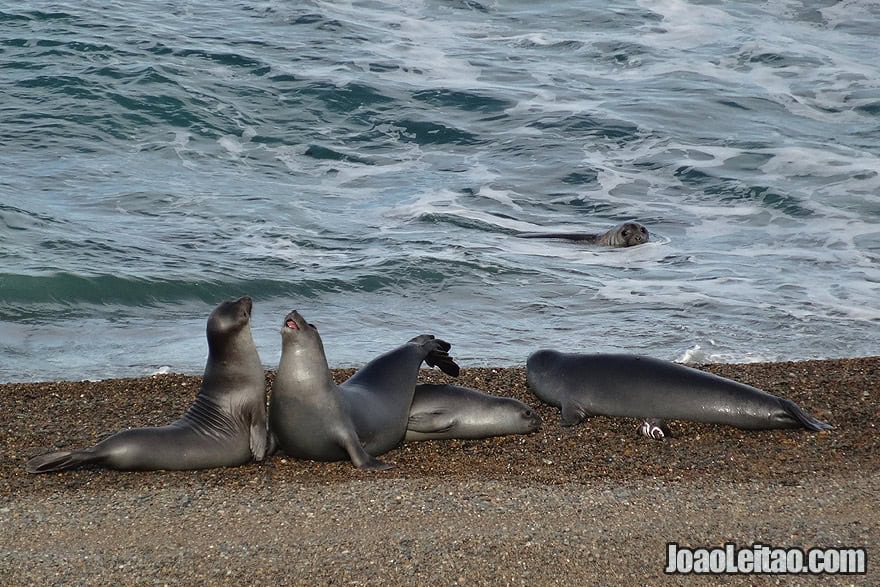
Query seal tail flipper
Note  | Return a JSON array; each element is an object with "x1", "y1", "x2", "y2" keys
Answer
[
  {"x1": 422, "y1": 338, "x2": 460, "y2": 377},
  {"x1": 779, "y1": 398, "x2": 833, "y2": 431},
  {"x1": 25, "y1": 450, "x2": 93, "y2": 474}
]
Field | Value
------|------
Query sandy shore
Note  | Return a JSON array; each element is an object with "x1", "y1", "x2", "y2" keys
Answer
[{"x1": 1, "y1": 358, "x2": 877, "y2": 585}]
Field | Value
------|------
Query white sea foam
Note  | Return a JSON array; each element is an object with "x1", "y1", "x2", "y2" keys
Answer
[
  {"x1": 636, "y1": 0, "x2": 735, "y2": 49},
  {"x1": 3, "y1": 0, "x2": 880, "y2": 382},
  {"x1": 677, "y1": 345, "x2": 768, "y2": 365},
  {"x1": 385, "y1": 189, "x2": 535, "y2": 232},
  {"x1": 217, "y1": 135, "x2": 245, "y2": 156},
  {"x1": 759, "y1": 146, "x2": 880, "y2": 194}
]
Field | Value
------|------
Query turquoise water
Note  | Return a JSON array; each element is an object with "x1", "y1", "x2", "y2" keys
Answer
[{"x1": 2, "y1": 1, "x2": 879, "y2": 382}]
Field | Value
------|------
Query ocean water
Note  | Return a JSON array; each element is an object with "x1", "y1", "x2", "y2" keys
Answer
[{"x1": 2, "y1": 0, "x2": 879, "y2": 383}]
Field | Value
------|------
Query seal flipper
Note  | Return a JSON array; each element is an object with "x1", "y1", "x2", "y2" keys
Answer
[
  {"x1": 559, "y1": 402, "x2": 588, "y2": 427},
  {"x1": 355, "y1": 455, "x2": 393, "y2": 471},
  {"x1": 419, "y1": 337, "x2": 461, "y2": 377},
  {"x1": 250, "y1": 421, "x2": 268, "y2": 461},
  {"x1": 26, "y1": 450, "x2": 95, "y2": 474},
  {"x1": 779, "y1": 398, "x2": 832, "y2": 431},
  {"x1": 343, "y1": 437, "x2": 392, "y2": 470},
  {"x1": 266, "y1": 431, "x2": 279, "y2": 456},
  {"x1": 407, "y1": 409, "x2": 455, "y2": 434}
]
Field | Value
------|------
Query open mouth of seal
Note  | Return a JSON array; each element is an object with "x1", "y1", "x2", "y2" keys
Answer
[{"x1": 283, "y1": 310, "x2": 303, "y2": 331}]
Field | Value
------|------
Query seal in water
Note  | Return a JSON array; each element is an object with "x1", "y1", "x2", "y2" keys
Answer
[
  {"x1": 405, "y1": 383, "x2": 542, "y2": 441},
  {"x1": 269, "y1": 310, "x2": 459, "y2": 470},
  {"x1": 518, "y1": 221, "x2": 649, "y2": 247},
  {"x1": 27, "y1": 297, "x2": 268, "y2": 473},
  {"x1": 526, "y1": 351, "x2": 831, "y2": 432}
]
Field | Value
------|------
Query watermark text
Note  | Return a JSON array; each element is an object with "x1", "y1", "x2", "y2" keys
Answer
[{"x1": 665, "y1": 542, "x2": 867, "y2": 575}]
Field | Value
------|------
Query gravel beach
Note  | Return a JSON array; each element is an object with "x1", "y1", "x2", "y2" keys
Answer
[{"x1": 2, "y1": 358, "x2": 877, "y2": 585}]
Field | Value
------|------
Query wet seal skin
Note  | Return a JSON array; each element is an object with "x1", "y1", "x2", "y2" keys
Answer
[
  {"x1": 518, "y1": 222, "x2": 649, "y2": 247},
  {"x1": 405, "y1": 383, "x2": 542, "y2": 441},
  {"x1": 270, "y1": 310, "x2": 459, "y2": 469},
  {"x1": 527, "y1": 351, "x2": 832, "y2": 432},
  {"x1": 27, "y1": 297, "x2": 267, "y2": 473}
]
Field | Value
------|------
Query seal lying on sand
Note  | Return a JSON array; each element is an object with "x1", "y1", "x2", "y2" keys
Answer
[
  {"x1": 526, "y1": 351, "x2": 831, "y2": 432},
  {"x1": 518, "y1": 221, "x2": 649, "y2": 247},
  {"x1": 405, "y1": 384, "x2": 542, "y2": 441},
  {"x1": 27, "y1": 297, "x2": 268, "y2": 473},
  {"x1": 269, "y1": 310, "x2": 459, "y2": 470}
]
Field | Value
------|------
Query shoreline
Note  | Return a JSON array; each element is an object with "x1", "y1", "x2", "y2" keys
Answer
[
  {"x1": 1, "y1": 353, "x2": 875, "y2": 387},
  {"x1": 2, "y1": 357, "x2": 877, "y2": 584}
]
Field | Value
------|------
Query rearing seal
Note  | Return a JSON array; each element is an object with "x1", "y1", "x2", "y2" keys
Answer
[
  {"x1": 269, "y1": 310, "x2": 459, "y2": 470},
  {"x1": 26, "y1": 296, "x2": 268, "y2": 473},
  {"x1": 527, "y1": 351, "x2": 831, "y2": 432},
  {"x1": 518, "y1": 221, "x2": 649, "y2": 247}
]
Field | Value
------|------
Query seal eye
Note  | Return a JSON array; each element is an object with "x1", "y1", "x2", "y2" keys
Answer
[{"x1": 308, "y1": 323, "x2": 318, "y2": 331}]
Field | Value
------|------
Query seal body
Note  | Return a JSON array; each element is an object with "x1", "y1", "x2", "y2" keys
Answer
[
  {"x1": 518, "y1": 222, "x2": 649, "y2": 247},
  {"x1": 405, "y1": 384, "x2": 542, "y2": 441},
  {"x1": 269, "y1": 310, "x2": 459, "y2": 469},
  {"x1": 526, "y1": 351, "x2": 831, "y2": 431},
  {"x1": 27, "y1": 297, "x2": 268, "y2": 473}
]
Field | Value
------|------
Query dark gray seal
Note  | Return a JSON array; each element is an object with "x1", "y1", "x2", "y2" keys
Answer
[
  {"x1": 526, "y1": 351, "x2": 831, "y2": 431},
  {"x1": 26, "y1": 297, "x2": 268, "y2": 474},
  {"x1": 405, "y1": 384, "x2": 542, "y2": 441},
  {"x1": 518, "y1": 221, "x2": 649, "y2": 247},
  {"x1": 269, "y1": 310, "x2": 459, "y2": 470}
]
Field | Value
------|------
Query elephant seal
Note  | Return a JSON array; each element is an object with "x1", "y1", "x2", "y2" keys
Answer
[
  {"x1": 27, "y1": 297, "x2": 268, "y2": 474},
  {"x1": 405, "y1": 384, "x2": 542, "y2": 441},
  {"x1": 518, "y1": 221, "x2": 649, "y2": 247},
  {"x1": 269, "y1": 310, "x2": 459, "y2": 470},
  {"x1": 526, "y1": 351, "x2": 831, "y2": 432}
]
